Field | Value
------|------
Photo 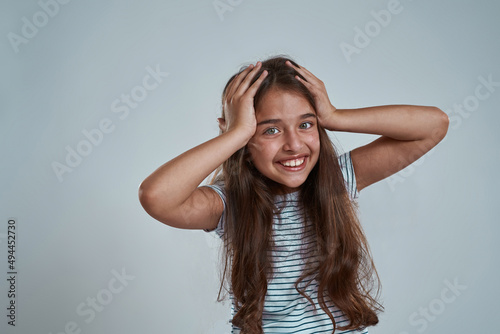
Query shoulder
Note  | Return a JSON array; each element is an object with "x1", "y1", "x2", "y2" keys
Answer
[
  {"x1": 203, "y1": 178, "x2": 227, "y2": 203},
  {"x1": 338, "y1": 151, "x2": 359, "y2": 200},
  {"x1": 199, "y1": 178, "x2": 226, "y2": 235}
]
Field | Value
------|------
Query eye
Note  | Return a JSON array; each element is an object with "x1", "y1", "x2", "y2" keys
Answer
[
  {"x1": 299, "y1": 122, "x2": 313, "y2": 129},
  {"x1": 264, "y1": 127, "x2": 279, "y2": 135}
]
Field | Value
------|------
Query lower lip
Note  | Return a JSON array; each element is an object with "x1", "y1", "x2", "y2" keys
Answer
[{"x1": 276, "y1": 157, "x2": 308, "y2": 172}]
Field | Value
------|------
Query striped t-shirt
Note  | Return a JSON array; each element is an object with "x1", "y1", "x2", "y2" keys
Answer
[{"x1": 203, "y1": 151, "x2": 368, "y2": 334}]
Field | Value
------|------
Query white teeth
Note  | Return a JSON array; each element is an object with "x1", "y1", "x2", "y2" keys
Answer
[{"x1": 281, "y1": 158, "x2": 305, "y2": 167}]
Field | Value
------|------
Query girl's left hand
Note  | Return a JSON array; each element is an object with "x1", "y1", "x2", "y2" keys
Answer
[{"x1": 285, "y1": 60, "x2": 338, "y2": 130}]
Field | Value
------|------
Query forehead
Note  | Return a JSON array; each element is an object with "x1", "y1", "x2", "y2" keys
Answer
[{"x1": 256, "y1": 89, "x2": 315, "y2": 119}]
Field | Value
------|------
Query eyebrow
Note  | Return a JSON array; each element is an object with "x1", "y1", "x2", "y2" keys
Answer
[{"x1": 257, "y1": 113, "x2": 316, "y2": 126}]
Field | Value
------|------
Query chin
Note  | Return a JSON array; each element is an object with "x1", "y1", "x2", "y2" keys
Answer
[{"x1": 279, "y1": 179, "x2": 307, "y2": 190}]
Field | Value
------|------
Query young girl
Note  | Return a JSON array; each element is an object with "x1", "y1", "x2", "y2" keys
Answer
[{"x1": 138, "y1": 56, "x2": 449, "y2": 333}]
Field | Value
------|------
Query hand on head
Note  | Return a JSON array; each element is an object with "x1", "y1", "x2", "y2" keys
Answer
[
  {"x1": 218, "y1": 62, "x2": 268, "y2": 140},
  {"x1": 285, "y1": 60, "x2": 337, "y2": 129}
]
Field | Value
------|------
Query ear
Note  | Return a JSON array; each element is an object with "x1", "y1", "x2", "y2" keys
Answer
[{"x1": 217, "y1": 118, "x2": 227, "y2": 132}]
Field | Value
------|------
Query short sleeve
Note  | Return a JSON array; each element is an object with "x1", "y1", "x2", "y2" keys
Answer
[
  {"x1": 200, "y1": 181, "x2": 226, "y2": 237},
  {"x1": 338, "y1": 151, "x2": 359, "y2": 200}
]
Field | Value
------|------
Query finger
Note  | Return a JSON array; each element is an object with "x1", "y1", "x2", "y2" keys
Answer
[
  {"x1": 225, "y1": 64, "x2": 255, "y2": 100},
  {"x1": 294, "y1": 74, "x2": 313, "y2": 89},
  {"x1": 245, "y1": 69, "x2": 268, "y2": 97},
  {"x1": 234, "y1": 61, "x2": 263, "y2": 97},
  {"x1": 285, "y1": 60, "x2": 318, "y2": 84},
  {"x1": 225, "y1": 64, "x2": 259, "y2": 103},
  {"x1": 285, "y1": 60, "x2": 313, "y2": 76}
]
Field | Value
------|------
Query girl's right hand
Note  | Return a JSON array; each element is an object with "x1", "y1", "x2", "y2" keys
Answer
[{"x1": 218, "y1": 62, "x2": 268, "y2": 141}]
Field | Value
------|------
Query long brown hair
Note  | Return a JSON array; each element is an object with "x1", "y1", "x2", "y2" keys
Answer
[{"x1": 211, "y1": 55, "x2": 383, "y2": 333}]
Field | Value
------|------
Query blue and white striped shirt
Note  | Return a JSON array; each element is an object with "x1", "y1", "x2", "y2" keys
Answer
[{"x1": 203, "y1": 151, "x2": 368, "y2": 334}]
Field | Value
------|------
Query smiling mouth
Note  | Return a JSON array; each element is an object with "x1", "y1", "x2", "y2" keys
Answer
[{"x1": 279, "y1": 157, "x2": 305, "y2": 167}]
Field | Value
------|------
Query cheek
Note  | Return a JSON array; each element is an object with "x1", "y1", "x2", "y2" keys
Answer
[
  {"x1": 247, "y1": 140, "x2": 262, "y2": 153},
  {"x1": 309, "y1": 136, "x2": 321, "y2": 167},
  {"x1": 306, "y1": 132, "x2": 321, "y2": 152},
  {"x1": 247, "y1": 140, "x2": 267, "y2": 161},
  {"x1": 247, "y1": 139, "x2": 276, "y2": 164},
  {"x1": 314, "y1": 137, "x2": 321, "y2": 152}
]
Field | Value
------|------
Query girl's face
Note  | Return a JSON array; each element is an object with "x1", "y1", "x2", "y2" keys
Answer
[{"x1": 247, "y1": 88, "x2": 320, "y2": 193}]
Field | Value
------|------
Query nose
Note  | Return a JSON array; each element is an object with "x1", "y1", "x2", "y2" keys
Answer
[{"x1": 282, "y1": 129, "x2": 303, "y2": 152}]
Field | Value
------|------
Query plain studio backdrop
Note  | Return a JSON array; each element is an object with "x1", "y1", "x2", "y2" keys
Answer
[{"x1": 1, "y1": 0, "x2": 498, "y2": 333}]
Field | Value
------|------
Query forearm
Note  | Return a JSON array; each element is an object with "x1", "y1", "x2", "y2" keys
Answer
[
  {"x1": 324, "y1": 105, "x2": 449, "y2": 141},
  {"x1": 139, "y1": 129, "x2": 250, "y2": 210}
]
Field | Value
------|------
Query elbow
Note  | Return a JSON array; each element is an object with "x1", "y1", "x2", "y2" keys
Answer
[
  {"x1": 138, "y1": 181, "x2": 160, "y2": 219},
  {"x1": 138, "y1": 182, "x2": 178, "y2": 227},
  {"x1": 138, "y1": 182, "x2": 149, "y2": 210},
  {"x1": 431, "y1": 107, "x2": 450, "y2": 143}
]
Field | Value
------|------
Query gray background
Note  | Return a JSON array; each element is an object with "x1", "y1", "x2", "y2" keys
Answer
[{"x1": 1, "y1": 0, "x2": 498, "y2": 333}]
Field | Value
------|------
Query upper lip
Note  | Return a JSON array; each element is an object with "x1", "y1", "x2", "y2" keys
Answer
[{"x1": 276, "y1": 154, "x2": 309, "y2": 163}]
